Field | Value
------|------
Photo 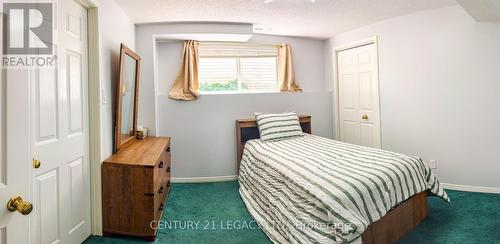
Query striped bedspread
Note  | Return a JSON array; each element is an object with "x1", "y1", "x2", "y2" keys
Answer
[{"x1": 239, "y1": 134, "x2": 449, "y2": 243}]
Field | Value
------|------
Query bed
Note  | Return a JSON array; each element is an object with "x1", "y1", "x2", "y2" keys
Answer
[{"x1": 236, "y1": 115, "x2": 449, "y2": 244}]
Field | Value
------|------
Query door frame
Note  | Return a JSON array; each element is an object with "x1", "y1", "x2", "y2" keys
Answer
[
  {"x1": 74, "y1": 0, "x2": 102, "y2": 236},
  {"x1": 332, "y1": 36, "x2": 382, "y2": 146},
  {"x1": 1, "y1": 0, "x2": 102, "y2": 239}
]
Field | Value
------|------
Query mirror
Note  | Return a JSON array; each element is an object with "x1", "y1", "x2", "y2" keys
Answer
[{"x1": 115, "y1": 43, "x2": 140, "y2": 152}]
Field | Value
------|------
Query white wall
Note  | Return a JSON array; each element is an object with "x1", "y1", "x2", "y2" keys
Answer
[
  {"x1": 137, "y1": 24, "x2": 333, "y2": 178},
  {"x1": 98, "y1": 0, "x2": 136, "y2": 160},
  {"x1": 136, "y1": 23, "x2": 256, "y2": 136},
  {"x1": 156, "y1": 92, "x2": 332, "y2": 178},
  {"x1": 325, "y1": 5, "x2": 500, "y2": 188}
]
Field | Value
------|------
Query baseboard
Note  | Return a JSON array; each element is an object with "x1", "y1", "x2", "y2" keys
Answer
[
  {"x1": 442, "y1": 183, "x2": 500, "y2": 194},
  {"x1": 169, "y1": 178, "x2": 500, "y2": 193},
  {"x1": 171, "y1": 175, "x2": 238, "y2": 183}
]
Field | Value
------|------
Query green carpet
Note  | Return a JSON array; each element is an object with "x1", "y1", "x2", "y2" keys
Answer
[{"x1": 85, "y1": 181, "x2": 500, "y2": 244}]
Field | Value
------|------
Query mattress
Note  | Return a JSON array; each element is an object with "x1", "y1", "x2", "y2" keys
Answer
[{"x1": 238, "y1": 134, "x2": 449, "y2": 243}]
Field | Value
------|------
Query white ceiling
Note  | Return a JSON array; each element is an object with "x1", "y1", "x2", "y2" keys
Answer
[
  {"x1": 457, "y1": 0, "x2": 500, "y2": 22},
  {"x1": 116, "y1": 0, "x2": 458, "y2": 39}
]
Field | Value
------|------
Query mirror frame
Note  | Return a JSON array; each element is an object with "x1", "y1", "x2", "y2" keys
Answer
[{"x1": 115, "y1": 43, "x2": 141, "y2": 152}]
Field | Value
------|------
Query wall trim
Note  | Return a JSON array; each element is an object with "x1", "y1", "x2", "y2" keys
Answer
[
  {"x1": 442, "y1": 183, "x2": 500, "y2": 194},
  {"x1": 80, "y1": 0, "x2": 103, "y2": 236},
  {"x1": 169, "y1": 178, "x2": 500, "y2": 194},
  {"x1": 171, "y1": 175, "x2": 238, "y2": 183}
]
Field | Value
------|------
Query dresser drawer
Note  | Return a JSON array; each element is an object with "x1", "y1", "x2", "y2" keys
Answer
[
  {"x1": 152, "y1": 148, "x2": 170, "y2": 194},
  {"x1": 154, "y1": 177, "x2": 170, "y2": 221}
]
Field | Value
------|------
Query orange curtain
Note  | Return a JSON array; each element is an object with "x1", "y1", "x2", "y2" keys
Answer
[
  {"x1": 277, "y1": 44, "x2": 302, "y2": 92},
  {"x1": 168, "y1": 40, "x2": 200, "y2": 100}
]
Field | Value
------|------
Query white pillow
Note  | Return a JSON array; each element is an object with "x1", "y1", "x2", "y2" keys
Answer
[{"x1": 255, "y1": 112, "x2": 304, "y2": 142}]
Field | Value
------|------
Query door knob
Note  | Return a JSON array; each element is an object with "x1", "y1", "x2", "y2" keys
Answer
[
  {"x1": 362, "y1": 115, "x2": 368, "y2": 120},
  {"x1": 33, "y1": 158, "x2": 41, "y2": 169},
  {"x1": 7, "y1": 196, "x2": 33, "y2": 215}
]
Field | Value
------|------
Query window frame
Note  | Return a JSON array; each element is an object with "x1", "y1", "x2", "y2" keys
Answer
[{"x1": 197, "y1": 43, "x2": 280, "y2": 94}]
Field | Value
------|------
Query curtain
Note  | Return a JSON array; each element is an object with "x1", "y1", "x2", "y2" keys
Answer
[
  {"x1": 168, "y1": 40, "x2": 200, "y2": 100},
  {"x1": 277, "y1": 44, "x2": 302, "y2": 92}
]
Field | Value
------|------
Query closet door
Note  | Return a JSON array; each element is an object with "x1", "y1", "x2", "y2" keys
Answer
[{"x1": 337, "y1": 43, "x2": 381, "y2": 148}]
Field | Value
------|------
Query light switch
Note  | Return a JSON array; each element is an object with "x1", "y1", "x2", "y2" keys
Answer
[
  {"x1": 101, "y1": 89, "x2": 107, "y2": 104},
  {"x1": 429, "y1": 160, "x2": 437, "y2": 169}
]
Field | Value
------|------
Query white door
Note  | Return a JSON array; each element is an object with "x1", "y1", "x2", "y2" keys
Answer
[
  {"x1": 1, "y1": 0, "x2": 91, "y2": 243},
  {"x1": 337, "y1": 43, "x2": 381, "y2": 148},
  {"x1": 0, "y1": 34, "x2": 32, "y2": 244}
]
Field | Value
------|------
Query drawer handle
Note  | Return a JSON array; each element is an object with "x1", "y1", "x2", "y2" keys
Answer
[
  {"x1": 167, "y1": 166, "x2": 170, "y2": 173},
  {"x1": 166, "y1": 147, "x2": 170, "y2": 152},
  {"x1": 159, "y1": 161, "x2": 164, "y2": 168},
  {"x1": 159, "y1": 186, "x2": 164, "y2": 194},
  {"x1": 159, "y1": 203, "x2": 164, "y2": 211}
]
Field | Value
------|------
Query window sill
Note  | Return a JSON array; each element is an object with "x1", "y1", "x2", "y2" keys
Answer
[{"x1": 199, "y1": 91, "x2": 282, "y2": 95}]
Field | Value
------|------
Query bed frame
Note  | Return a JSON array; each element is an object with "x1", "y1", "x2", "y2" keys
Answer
[{"x1": 235, "y1": 115, "x2": 428, "y2": 244}]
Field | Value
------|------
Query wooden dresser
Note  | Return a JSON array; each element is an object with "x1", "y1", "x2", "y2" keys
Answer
[{"x1": 102, "y1": 137, "x2": 171, "y2": 240}]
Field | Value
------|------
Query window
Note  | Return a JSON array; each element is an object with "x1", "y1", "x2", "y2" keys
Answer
[{"x1": 198, "y1": 43, "x2": 278, "y2": 93}]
